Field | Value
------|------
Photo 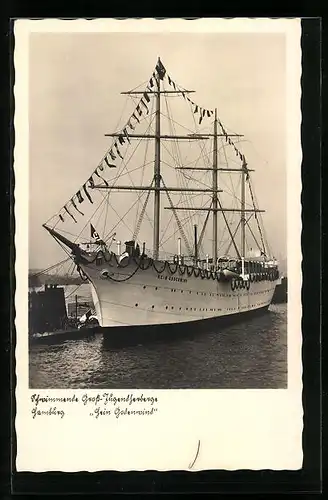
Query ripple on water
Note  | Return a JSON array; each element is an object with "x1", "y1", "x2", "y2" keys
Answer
[{"x1": 29, "y1": 304, "x2": 287, "y2": 389}]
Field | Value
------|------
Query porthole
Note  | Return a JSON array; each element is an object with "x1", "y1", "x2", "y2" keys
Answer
[
  {"x1": 151, "y1": 305, "x2": 154, "y2": 309},
  {"x1": 155, "y1": 287, "x2": 158, "y2": 290},
  {"x1": 171, "y1": 306, "x2": 174, "y2": 310},
  {"x1": 143, "y1": 285, "x2": 146, "y2": 289},
  {"x1": 135, "y1": 303, "x2": 138, "y2": 307},
  {"x1": 165, "y1": 306, "x2": 168, "y2": 310}
]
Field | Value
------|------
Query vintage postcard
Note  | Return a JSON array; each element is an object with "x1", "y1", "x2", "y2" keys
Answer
[{"x1": 14, "y1": 18, "x2": 302, "y2": 472}]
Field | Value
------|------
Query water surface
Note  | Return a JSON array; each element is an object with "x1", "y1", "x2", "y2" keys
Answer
[{"x1": 29, "y1": 303, "x2": 287, "y2": 389}]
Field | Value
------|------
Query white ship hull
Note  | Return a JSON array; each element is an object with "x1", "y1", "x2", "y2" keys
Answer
[{"x1": 80, "y1": 258, "x2": 278, "y2": 329}]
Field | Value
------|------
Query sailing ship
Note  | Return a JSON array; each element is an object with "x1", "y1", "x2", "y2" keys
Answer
[{"x1": 43, "y1": 57, "x2": 280, "y2": 332}]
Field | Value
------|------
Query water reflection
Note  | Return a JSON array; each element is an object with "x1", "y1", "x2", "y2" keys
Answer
[{"x1": 29, "y1": 304, "x2": 287, "y2": 389}]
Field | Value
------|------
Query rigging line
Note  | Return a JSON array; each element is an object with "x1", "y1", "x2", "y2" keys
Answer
[
  {"x1": 103, "y1": 191, "x2": 110, "y2": 238},
  {"x1": 66, "y1": 188, "x2": 112, "y2": 246},
  {"x1": 165, "y1": 93, "x2": 206, "y2": 242},
  {"x1": 108, "y1": 202, "x2": 135, "y2": 237},
  {"x1": 134, "y1": 96, "x2": 155, "y2": 229},
  {"x1": 245, "y1": 217, "x2": 264, "y2": 254},
  {"x1": 159, "y1": 192, "x2": 206, "y2": 246},
  {"x1": 162, "y1": 177, "x2": 193, "y2": 257},
  {"x1": 160, "y1": 207, "x2": 207, "y2": 249},
  {"x1": 108, "y1": 109, "x2": 156, "y2": 180},
  {"x1": 65, "y1": 284, "x2": 83, "y2": 300},
  {"x1": 248, "y1": 182, "x2": 271, "y2": 253},
  {"x1": 133, "y1": 178, "x2": 154, "y2": 241},
  {"x1": 188, "y1": 102, "x2": 214, "y2": 232},
  {"x1": 166, "y1": 94, "x2": 200, "y2": 246},
  {"x1": 248, "y1": 178, "x2": 266, "y2": 253},
  {"x1": 105, "y1": 160, "x2": 155, "y2": 183},
  {"x1": 221, "y1": 138, "x2": 238, "y2": 197},
  {"x1": 163, "y1": 94, "x2": 192, "y2": 241},
  {"x1": 197, "y1": 199, "x2": 213, "y2": 252},
  {"x1": 108, "y1": 112, "x2": 156, "y2": 187},
  {"x1": 127, "y1": 79, "x2": 150, "y2": 93},
  {"x1": 102, "y1": 188, "x2": 153, "y2": 242},
  {"x1": 158, "y1": 110, "x2": 209, "y2": 135},
  {"x1": 30, "y1": 257, "x2": 72, "y2": 278},
  {"x1": 224, "y1": 214, "x2": 253, "y2": 255},
  {"x1": 94, "y1": 189, "x2": 109, "y2": 231}
]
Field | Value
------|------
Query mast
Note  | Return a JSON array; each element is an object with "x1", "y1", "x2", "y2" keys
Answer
[
  {"x1": 241, "y1": 155, "x2": 246, "y2": 271},
  {"x1": 194, "y1": 224, "x2": 198, "y2": 262},
  {"x1": 153, "y1": 58, "x2": 161, "y2": 260},
  {"x1": 212, "y1": 108, "x2": 218, "y2": 263}
]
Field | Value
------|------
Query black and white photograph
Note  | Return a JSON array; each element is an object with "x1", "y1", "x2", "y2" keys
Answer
[
  {"x1": 27, "y1": 29, "x2": 288, "y2": 390},
  {"x1": 15, "y1": 18, "x2": 302, "y2": 473}
]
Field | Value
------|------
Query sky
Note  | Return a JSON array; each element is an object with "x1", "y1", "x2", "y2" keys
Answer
[{"x1": 28, "y1": 30, "x2": 287, "y2": 270}]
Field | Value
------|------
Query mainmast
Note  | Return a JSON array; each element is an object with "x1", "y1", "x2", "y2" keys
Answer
[
  {"x1": 212, "y1": 108, "x2": 218, "y2": 262},
  {"x1": 153, "y1": 58, "x2": 161, "y2": 260},
  {"x1": 241, "y1": 156, "x2": 246, "y2": 271}
]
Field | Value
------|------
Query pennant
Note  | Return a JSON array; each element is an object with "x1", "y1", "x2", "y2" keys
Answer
[
  {"x1": 104, "y1": 156, "x2": 116, "y2": 168},
  {"x1": 207, "y1": 110, "x2": 211, "y2": 117},
  {"x1": 210, "y1": 110, "x2": 214, "y2": 115},
  {"x1": 123, "y1": 127, "x2": 131, "y2": 143},
  {"x1": 141, "y1": 98, "x2": 149, "y2": 114},
  {"x1": 172, "y1": 80, "x2": 176, "y2": 90},
  {"x1": 114, "y1": 143, "x2": 123, "y2": 159},
  {"x1": 149, "y1": 77, "x2": 154, "y2": 88},
  {"x1": 59, "y1": 214, "x2": 64, "y2": 222},
  {"x1": 235, "y1": 147, "x2": 239, "y2": 157},
  {"x1": 239, "y1": 152, "x2": 243, "y2": 160},
  {"x1": 168, "y1": 75, "x2": 172, "y2": 86},
  {"x1": 95, "y1": 169, "x2": 109, "y2": 186},
  {"x1": 181, "y1": 91, "x2": 186, "y2": 99},
  {"x1": 132, "y1": 112, "x2": 140, "y2": 124},
  {"x1": 202, "y1": 109, "x2": 206, "y2": 117},
  {"x1": 156, "y1": 60, "x2": 166, "y2": 80},
  {"x1": 109, "y1": 149, "x2": 116, "y2": 160},
  {"x1": 98, "y1": 162, "x2": 104, "y2": 171},
  {"x1": 136, "y1": 104, "x2": 142, "y2": 116},
  {"x1": 187, "y1": 97, "x2": 191, "y2": 102},
  {"x1": 228, "y1": 138, "x2": 232, "y2": 145},
  {"x1": 194, "y1": 105, "x2": 199, "y2": 114},
  {"x1": 128, "y1": 119, "x2": 135, "y2": 131},
  {"x1": 225, "y1": 135, "x2": 228, "y2": 142},
  {"x1": 71, "y1": 197, "x2": 84, "y2": 216},
  {"x1": 64, "y1": 204, "x2": 77, "y2": 223},
  {"x1": 88, "y1": 176, "x2": 95, "y2": 189},
  {"x1": 199, "y1": 115, "x2": 203, "y2": 125},
  {"x1": 83, "y1": 183, "x2": 93, "y2": 204},
  {"x1": 118, "y1": 134, "x2": 125, "y2": 145},
  {"x1": 76, "y1": 190, "x2": 84, "y2": 203},
  {"x1": 143, "y1": 91, "x2": 150, "y2": 103}
]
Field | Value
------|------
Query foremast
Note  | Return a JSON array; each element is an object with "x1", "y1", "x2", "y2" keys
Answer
[
  {"x1": 153, "y1": 58, "x2": 161, "y2": 260},
  {"x1": 212, "y1": 108, "x2": 218, "y2": 262}
]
